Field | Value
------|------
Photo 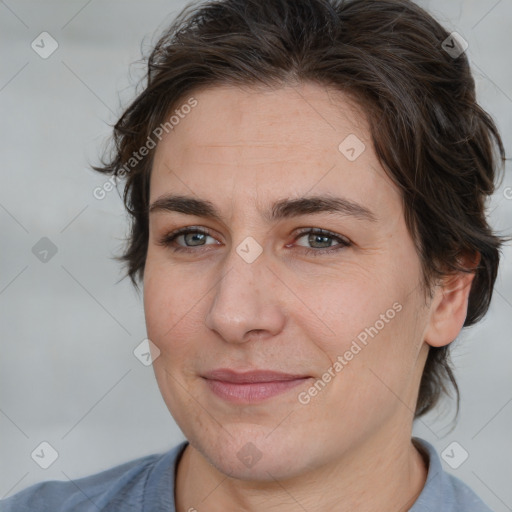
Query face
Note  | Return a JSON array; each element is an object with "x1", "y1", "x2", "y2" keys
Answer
[{"x1": 143, "y1": 82, "x2": 431, "y2": 480}]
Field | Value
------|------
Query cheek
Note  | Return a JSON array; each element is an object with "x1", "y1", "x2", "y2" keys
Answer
[
  {"x1": 143, "y1": 256, "x2": 213, "y2": 371},
  {"x1": 143, "y1": 258, "x2": 187, "y2": 347},
  {"x1": 292, "y1": 263, "x2": 394, "y2": 356},
  {"x1": 297, "y1": 260, "x2": 422, "y2": 404},
  {"x1": 143, "y1": 274, "x2": 168, "y2": 345}
]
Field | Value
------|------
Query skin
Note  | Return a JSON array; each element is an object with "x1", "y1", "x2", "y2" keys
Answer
[{"x1": 143, "y1": 82, "x2": 475, "y2": 512}]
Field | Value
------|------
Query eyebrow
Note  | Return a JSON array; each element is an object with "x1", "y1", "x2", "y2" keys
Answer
[{"x1": 148, "y1": 194, "x2": 377, "y2": 223}]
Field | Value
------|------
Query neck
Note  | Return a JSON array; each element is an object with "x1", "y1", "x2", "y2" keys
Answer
[{"x1": 174, "y1": 428, "x2": 428, "y2": 512}]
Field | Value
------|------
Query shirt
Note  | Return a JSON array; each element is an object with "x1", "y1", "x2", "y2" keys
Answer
[{"x1": 0, "y1": 436, "x2": 493, "y2": 511}]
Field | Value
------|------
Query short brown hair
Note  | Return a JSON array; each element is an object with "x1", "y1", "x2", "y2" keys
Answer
[{"x1": 94, "y1": 0, "x2": 507, "y2": 419}]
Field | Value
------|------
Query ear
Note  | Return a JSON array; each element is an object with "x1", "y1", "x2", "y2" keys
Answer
[{"x1": 424, "y1": 253, "x2": 480, "y2": 348}]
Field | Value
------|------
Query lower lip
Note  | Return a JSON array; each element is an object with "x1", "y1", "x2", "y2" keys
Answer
[{"x1": 204, "y1": 378, "x2": 310, "y2": 403}]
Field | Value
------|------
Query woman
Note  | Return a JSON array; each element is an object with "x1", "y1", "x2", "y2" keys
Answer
[{"x1": 2, "y1": 0, "x2": 505, "y2": 510}]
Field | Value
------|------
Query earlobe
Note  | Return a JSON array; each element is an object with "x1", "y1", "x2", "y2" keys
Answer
[{"x1": 424, "y1": 254, "x2": 480, "y2": 348}]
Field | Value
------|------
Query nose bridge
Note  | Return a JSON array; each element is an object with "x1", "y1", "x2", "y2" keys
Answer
[
  {"x1": 204, "y1": 241, "x2": 284, "y2": 343},
  {"x1": 223, "y1": 247, "x2": 262, "y2": 301}
]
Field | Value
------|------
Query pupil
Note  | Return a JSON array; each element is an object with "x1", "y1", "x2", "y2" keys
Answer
[
  {"x1": 311, "y1": 234, "x2": 330, "y2": 248},
  {"x1": 187, "y1": 233, "x2": 205, "y2": 246}
]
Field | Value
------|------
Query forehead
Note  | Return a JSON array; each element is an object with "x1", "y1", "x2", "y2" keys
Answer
[
  {"x1": 150, "y1": 83, "x2": 401, "y2": 216},
  {"x1": 158, "y1": 82, "x2": 368, "y2": 156}
]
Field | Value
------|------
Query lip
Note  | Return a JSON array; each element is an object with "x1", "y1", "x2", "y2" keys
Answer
[{"x1": 202, "y1": 368, "x2": 311, "y2": 403}]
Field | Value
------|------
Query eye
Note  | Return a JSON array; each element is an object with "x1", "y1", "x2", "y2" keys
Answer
[
  {"x1": 292, "y1": 228, "x2": 351, "y2": 255},
  {"x1": 157, "y1": 227, "x2": 219, "y2": 252},
  {"x1": 157, "y1": 226, "x2": 351, "y2": 256}
]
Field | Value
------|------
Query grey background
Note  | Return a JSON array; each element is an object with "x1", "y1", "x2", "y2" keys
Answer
[{"x1": 0, "y1": 0, "x2": 511, "y2": 509}]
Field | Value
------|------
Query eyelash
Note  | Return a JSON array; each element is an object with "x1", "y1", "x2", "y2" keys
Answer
[{"x1": 157, "y1": 226, "x2": 351, "y2": 256}]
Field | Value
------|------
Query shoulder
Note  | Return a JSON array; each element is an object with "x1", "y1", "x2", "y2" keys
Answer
[
  {"x1": 444, "y1": 471, "x2": 494, "y2": 512},
  {"x1": 411, "y1": 437, "x2": 494, "y2": 512},
  {"x1": 0, "y1": 442, "x2": 187, "y2": 512}
]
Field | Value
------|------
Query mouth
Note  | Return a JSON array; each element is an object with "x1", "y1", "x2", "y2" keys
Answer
[{"x1": 201, "y1": 368, "x2": 312, "y2": 404}]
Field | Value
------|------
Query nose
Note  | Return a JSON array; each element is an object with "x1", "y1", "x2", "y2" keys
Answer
[{"x1": 204, "y1": 245, "x2": 286, "y2": 344}]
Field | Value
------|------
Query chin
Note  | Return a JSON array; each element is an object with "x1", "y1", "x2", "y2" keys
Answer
[{"x1": 189, "y1": 427, "x2": 316, "y2": 481}]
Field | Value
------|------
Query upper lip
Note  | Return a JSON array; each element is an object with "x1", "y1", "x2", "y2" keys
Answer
[{"x1": 202, "y1": 369, "x2": 310, "y2": 383}]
